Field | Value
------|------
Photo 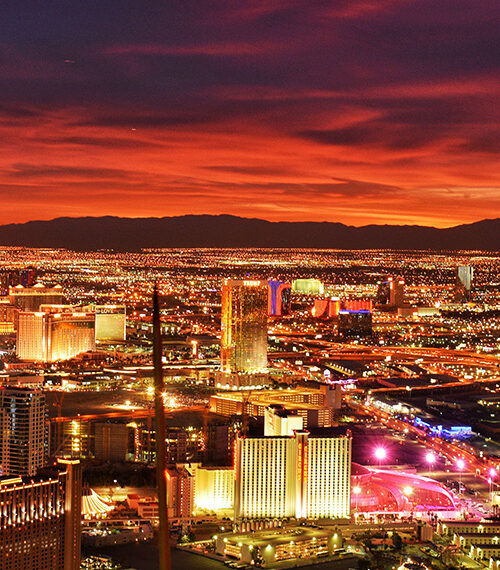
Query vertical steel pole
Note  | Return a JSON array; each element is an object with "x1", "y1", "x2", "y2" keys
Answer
[{"x1": 153, "y1": 284, "x2": 170, "y2": 570}]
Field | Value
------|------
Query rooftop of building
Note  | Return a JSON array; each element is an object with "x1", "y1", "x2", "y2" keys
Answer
[
  {"x1": 267, "y1": 404, "x2": 298, "y2": 418},
  {"x1": 195, "y1": 464, "x2": 233, "y2": 471},
  {"x1": 245, "y1": 423, "x2": 350, "y2": 439},
  {"x1": 221, "y1": 526, "x2": 336, "y2": 546},
  {"x1": 9, "y1": 283, "x2": 63, "y2": 291},
  {"x1": 443, "y1": 521, "x2": 500, "y2": 527},
  {"x1": 213, "y1": 385, "x2": 329, "y2": 400},
  {"x1": 0, "y1": 463, "x2": 72, "y2": 487},
  {"x1": 262, "y1": 400, "x2": 331, "y2": 412},
  {"x1": 0, "y1": 384, "x2": 44, "y2": 393},
  {"x1": 305, "y1": 425, "x2": 351, "y2": 438},
  {"x1": 455, "y1": 533, "x2": 500, "y2": 538},
  {"x1": 165, "y1": 465, "x2": 193, "y2": 477}
]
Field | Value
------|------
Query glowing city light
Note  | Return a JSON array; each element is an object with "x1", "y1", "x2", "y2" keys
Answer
[
  {"x1": 425, "y1": 452, "x2": 436, "y2": 464},
  {"x1": 353, "y1": 486, "x2": 361, "y2": 495},
  {"x1": 374, "y1": 447, "x2": 387, "y2": 461},
  {"x1": 456, "y1": 459, "x2": 465, "y2": 470}
]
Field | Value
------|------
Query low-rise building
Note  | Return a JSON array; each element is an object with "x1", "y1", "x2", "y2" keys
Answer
[
  {"x1": 470, "y1": 544, "x2": 500, "y2": 562},
  {"x1": 438, "y1": 521, "x2": 500, "y2": 536},
  {"x1": 210, "y1": 384, "x2": 341, "y2": 428},
  {"x1": 215, "y1": 526, "x2": 342, "y2": 567},
  {"x1": 455, "y1": 533, "x2": 500, "y2": 548},
  {"x1": 82, "y1": 519, "x2": 153, "y2": 547}
]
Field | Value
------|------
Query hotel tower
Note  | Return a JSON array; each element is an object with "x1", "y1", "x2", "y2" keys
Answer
[{"x1": 219, "y1": 279, "x2": 269, "y2": 388}]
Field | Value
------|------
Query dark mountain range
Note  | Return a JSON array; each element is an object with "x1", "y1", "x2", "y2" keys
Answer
[{"x1": 0, "y1": 215, "x2": 498, "y2": 251}]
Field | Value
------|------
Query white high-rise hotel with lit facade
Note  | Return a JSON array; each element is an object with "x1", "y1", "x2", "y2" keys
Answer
[{"x1": 234, "y1": 427, "x2": 351, "y2": 521}]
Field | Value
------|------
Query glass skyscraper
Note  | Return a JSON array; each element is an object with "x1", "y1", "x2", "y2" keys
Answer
[{"x1": 220, "y1": 279, "x2": 268, "y2": 380}]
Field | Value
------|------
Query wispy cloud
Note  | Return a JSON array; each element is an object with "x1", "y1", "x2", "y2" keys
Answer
[
  {"x1": 0, "y1": 0, "x2": 497, "y2": 226},
  {"x1": 103, "y1": 41, "x2": 282, "y2": 57}
]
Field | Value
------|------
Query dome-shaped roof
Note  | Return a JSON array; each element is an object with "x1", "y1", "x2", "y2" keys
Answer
[{"x1": 351, "y1": 462, "x2": 371, "y2": 476}]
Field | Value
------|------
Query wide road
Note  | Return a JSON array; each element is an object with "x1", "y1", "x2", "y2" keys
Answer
[{"x1": 346, "y1": 395, "x2": 500, "y2": 479}]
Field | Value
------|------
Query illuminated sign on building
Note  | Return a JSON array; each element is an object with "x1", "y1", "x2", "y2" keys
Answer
[{"x1": 268, "y1": 280, "x2": 292, "y2": 316}]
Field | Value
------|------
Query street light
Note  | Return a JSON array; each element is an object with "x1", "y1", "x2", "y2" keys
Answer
[
  {"x1": 425, "y1": 452, "x2": 436, "y2": 476},
  {"x1": 403, "y1": 486, "x2": 414, "y2": 517},
  {"x1": 489, "y1": 468, "x2": 497, "y2": 503},
  {"x1": 456, "y1": 459, "x2": 465, "y2": 494},
  {"x1": 374, "y1": 447, "x2": 387, "y2": 466},
  {"x1": 353, "y1": 485, "x2": 361, "y2": 512}
]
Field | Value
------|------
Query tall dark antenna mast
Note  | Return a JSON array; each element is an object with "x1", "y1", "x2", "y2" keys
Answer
[{"x1": 153, "y1": 283, "x2": 171, "y2": 570}]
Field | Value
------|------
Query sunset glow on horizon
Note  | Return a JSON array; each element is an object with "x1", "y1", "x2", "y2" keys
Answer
[{"x1": 0, "y1": 0, "x2": 499, "y2": 227}]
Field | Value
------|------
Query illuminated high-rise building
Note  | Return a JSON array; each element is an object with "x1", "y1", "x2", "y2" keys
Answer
[
  {"x1": 0, "y1": 299, "x2": 16, "y2": 334},
  {"x1": 0, "y1": 458, "x2": 82, "y2": 570},
  {"x1": 46, "y1": 311, "x2": 95, "y2": 361},
  {"x1": 219, "y1": 279, "x2": 268, "y2": 388},
  {"x1": 19, "y1": 267, "x2": 37, "y2": 288},
  {"x1": 376, "y1": 276, "x2": 405, "y2": 308},
  {"x1": 338, "y1": 309, "x2": 373, "y2": 337},
  {"x1": 234, "y1": 428, "x2": 351, "y2": 521},
  {"x1": 268, "y1": 280, "x2": 291, "y2": 316},
  {"x1": 0, "y1": 271, "x2": 18, "y2": 295},
  {"x1": 85, "y1": 304, "x2": 126, "y2": 341},
  {"x1": 16, "y1": 312, "x2": 45, "y2": 361},
  {"x1": 165, "y1": 465, "x2": 195, "y2": 520},
  {"x1": 455, "y1": 265, "x2": 473, "y2": 301},
  {"x1": 0, "y1": 410, "x2": 9, "y2": 476},
  {"x1": 391, "y1": 277, "x2": 405, "y2": 307},
  {"x1": 8, "y1": 283, "x2": 64, "y2": 312},
  {"x1": 17, "y1": 310, "x2": 96, "y2": 362},
  {"x1": 0, "y1": 387, "x2": 47, "y2": 476},
  {"x1": 292, "y1": 279, "x2": 324, "y2": 295}
]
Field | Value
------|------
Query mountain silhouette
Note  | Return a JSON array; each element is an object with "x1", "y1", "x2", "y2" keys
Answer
[{"x1": 0, "y1": 215, "x2": 497, "y2": 251}]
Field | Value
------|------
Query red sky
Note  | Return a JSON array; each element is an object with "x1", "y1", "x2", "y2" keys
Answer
[{"x1": 0, "y1": 0, "x2": 499, "y2": 227}]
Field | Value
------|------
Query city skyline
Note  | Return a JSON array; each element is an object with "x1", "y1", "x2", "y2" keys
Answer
[
  {"x1": 1, "y1": 1, "x2": 499, "y2": 227},
  {"x1": 1, "y1": 2, "x2": 499, "y2": 569},
  {"x1": 0, "y1": 247, "x2": 499, "y2": 569}
]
